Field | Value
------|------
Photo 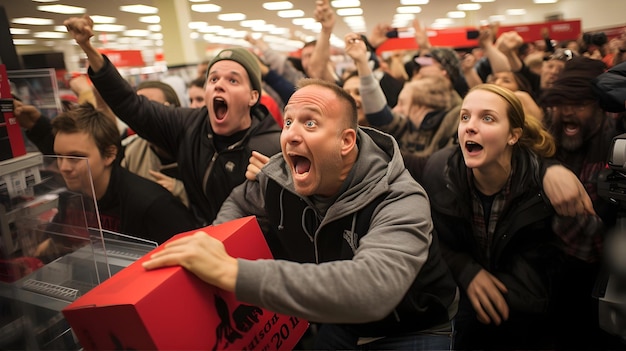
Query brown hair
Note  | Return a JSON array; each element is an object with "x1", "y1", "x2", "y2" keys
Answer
[
  {"x1": 411, "y1": 75, "x2": 452, "y2": 111},
  {"x1": 470, "y1": 84, "x2": 555, "y2": 158},
  {"x1": 136, "y1": 80, "x2": 181, "y2": 107},
  {"x1": 52, "y1": 103, "x2": 121, "y2": 159}
]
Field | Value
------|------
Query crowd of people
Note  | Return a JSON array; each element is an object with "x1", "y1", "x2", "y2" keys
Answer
[{"x1": 8, "y1": 0, "x2": 626, "y2": 348}]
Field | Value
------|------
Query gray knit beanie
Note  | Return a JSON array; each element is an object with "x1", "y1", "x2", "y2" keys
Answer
[{"x1": 207, "y1": 47, "x2": 262, "y2": 103}]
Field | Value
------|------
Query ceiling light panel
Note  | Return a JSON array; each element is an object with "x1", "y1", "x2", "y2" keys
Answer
[
  {"x1": 218, "y1": 13, "x2": 246, "y2": 21},
  {"x1": 91, "y1": 15, "x2": 117, "y2": 24},
  {"x1": 336, "y1": 8, "x2": 363, "y2": 16},
  {"x1": 457, "y1": 3, "x2": 482, "y2": 10},
  {"x1": 397, "y1": 6, "x2": 422, "y2": 13},
  {"x1": 331, "y1": 0, "x2": 360, "y2": 7},
  {"x1": 10, "y1": 28, "x2": 31, "y2": 35},
  {"x1": 93, "y1": 24, "x2": 127, "y2": 32},
  {"x1": 277, "y1": 10, "x2": 304, "y2": 18},
  {"x1": 119, "y1": 5, "x2": 158, "y2": 14},
  {"x1": 34, "y1": 31, "x2": 67, "y2": 39},
  {"x1": 263, "y1": 2, "x2": 294, "y2": 10},
  {"x1": 37, "y1": 5, "x2": 86, "y2": 14},
  {"x1": 506, "y1": 8, "x2": 527, "y2": 15},
  {"x1": 139, "y1": 15, "x2": 160, "y2": 23},
  {"x1": 191, "y1": 4, "x2": 222, "y2": 12},
  {"x1": 12, "y1": 17, "x2": 54, "y2": 25},
  {"x1": 401, "y1": 0, "x2": 429, "y2": 4}
]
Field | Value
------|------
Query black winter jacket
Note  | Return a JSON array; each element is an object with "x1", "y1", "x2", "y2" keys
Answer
[
  {"x1": 422, "y1": 146, "x2": 564, "y2": 314},
  {"x1": 89, "y1": 56, "x2": 282, "y2": 225}
]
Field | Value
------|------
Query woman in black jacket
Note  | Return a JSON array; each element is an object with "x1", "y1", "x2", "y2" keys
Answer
[{"x1": 422, "y1": 84, "x2": 603, "y2": 350}]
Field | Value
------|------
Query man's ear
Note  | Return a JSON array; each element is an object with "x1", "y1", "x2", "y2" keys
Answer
[
  {"x1": 104, "y1": 145, "x2": 118, "y2": 166},
  {"x1": 341, "y1": 128, "x2": 357, "y2": 156},
  {"x1": 249, "y1": 90, "x2": 260, "y2": 107}
]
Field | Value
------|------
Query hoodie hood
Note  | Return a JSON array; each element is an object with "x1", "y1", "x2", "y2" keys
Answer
[{"x1": 262, "y1": 126, "x2": 412, "y2": 219}]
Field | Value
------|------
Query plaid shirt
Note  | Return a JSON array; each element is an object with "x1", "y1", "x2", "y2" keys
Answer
[
  {"x1": 468, "y1": 169, "x2": 510, "y2": 265},
  {"x1": 468, "y1": 166, "x2": 604, "y2": 264}
]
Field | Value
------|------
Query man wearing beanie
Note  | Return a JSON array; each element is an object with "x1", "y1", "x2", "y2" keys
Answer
[
  {"x1": 540, "y1": 56, "x2": 626, "y2": 350},
  {"x1": 65, "y1": 15, "x2": 281, "y2": 226}
]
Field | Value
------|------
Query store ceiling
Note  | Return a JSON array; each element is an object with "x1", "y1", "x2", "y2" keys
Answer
[{"x1": 4, "y1": 0, "x2": 568, "y2": 54}]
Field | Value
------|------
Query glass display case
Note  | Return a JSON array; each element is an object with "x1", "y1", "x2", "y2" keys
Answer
[{"x1": 0, "y1": 154, "x2": 157, "y2": 350}]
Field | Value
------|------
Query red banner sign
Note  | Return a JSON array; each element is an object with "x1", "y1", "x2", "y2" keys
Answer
[{"x1": 99, "y1": 49, "x2": 145, "y2": 67}]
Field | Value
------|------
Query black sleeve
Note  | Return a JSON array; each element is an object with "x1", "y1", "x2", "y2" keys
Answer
[
  {"x1": 24, "y1": 115, "x2": 54, "y2": 155},
  {"x1": 142, "y1": 194, "x2": 202, "y2": 244}
]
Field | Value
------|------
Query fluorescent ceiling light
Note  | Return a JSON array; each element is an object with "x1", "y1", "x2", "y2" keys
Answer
[
  {"x1": 91, "y1": 15, "x2": 116, "y2": 24},
  {"x1": 139, "y1": 15, "x2": 160, "y2": 23},
  {"x1": 343, "y1": 16, "x2": 365, "y2": 24},
  {"x1": 489, "y1": 15, "x2": 506, "y2": 22},
  {"x1": 533, "y1": 0, "x2": 557, "y2": 3},
  {"x1": 218, "y1": 13, "x2": 246, "y2": 21},
  {"x1": 401, "y1": 0, "x2": 429, "y2": 4},
  {"x1": 33, "y1": 0, "x2": 59, "y2": 2},
  {"x1": 292, "y1": 18, "x2": 315, "y2": 25},
  {"x1": 263, "y1": 2, "x2": 293, "y2": 10},
  {"x1": 98, "y1": 34, "x2": 117, "y2": 41},
  {"x1": 269, "y1": 27, "x2": 290, "y2": 35},
  {"x1": 447, "y1": 11, "x2": 466, "y2": 18},
  {"x1": 457, "y1": 3, "x2": 481, "y2": 10},
  {"x1": 472, "y1": 0, "x2": 495, "y2": 2},
  {"x1": 255, "y1": 24, "x2": 277, "y2": 32},
  {"x1": 37, "y1": 4, "x2": 86, "y2": 14},
  {"x1": 124, "y1": 29, "x2": 151, "y2": 37},
  {"x1": 240, "y1": 20, "x2": 266, "y2": 27},
  {"x1": 277, "y1": 10, "x2": 304, "y2": 18},
  {"x1": 149, "y1": 33, "x2": 163, "y2": 40},
  {"x1": 397, "y1": 6, "x2": 422, "y2": 13},
  {"x1": 148, "y1": 25, "x2": 162, "y2": 31},
  {"x1": 12, "y1": 17, "x2": 54, "y2": 25},
  {"x1": 34, "y1": 31, "x2": 66, "y2": 38},
  {"x1": 93, "y1": 24, "x2": 127, "y2": 32},
  {"x1": 119, "y1": 5, "x2": 158, "y2": 14},
  {"x1": 198, "y1": 25, "x2": 223, "y2": 33},
  {"x1": 394, "y1": 13, "x2": 416, "y2": 21},
  {"x1": 190, "y1": 32, "x2": 200, "y2": 39},
  {"x1": 434, "y1": 18, "x2": 454, "y2": 25},
  {"x1": 10, "y1": 28, "x2": 30, "y2": 35},
  {"x1": 506, "y1": 8, "x2": 527, "y2": 15},
  {"x1": 54, "y1": 25, "x2": 67, "y2": 31},
  {"x1": 13, "y1": 39, "x2": 37, "y2": 45},
  {"x1": 336, "y1": 8, "x2": 363, "y2": 16},
  {"x1": 331, "y1": 0, "x2": 360, "y2": 7},
  {"x1": 191, "y1": 4, "x2": 221, "y2": 12},
  {"x1": 188, "y1": 21, "x2": 207, "y2": 29}
]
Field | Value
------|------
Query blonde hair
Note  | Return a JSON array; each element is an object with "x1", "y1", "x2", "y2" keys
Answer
[{"x1": 470, "y1": 84, "x2": 555, "y2": 158}]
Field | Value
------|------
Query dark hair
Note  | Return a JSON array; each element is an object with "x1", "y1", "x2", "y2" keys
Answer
[
  {"x1": 189, "y1": 76, "x2": 206, "y2": 89},
  {"x1": 136, "y1": 80, "x2": 181, "y2": 107},
  {"x1": 296, "y1": 78, "x2": 358, "y2": 130},
  {"x1": 52, "y1": 103, "x2": 121, "y2": 159}
]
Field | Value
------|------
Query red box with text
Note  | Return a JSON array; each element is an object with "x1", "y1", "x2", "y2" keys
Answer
[
  {"x1": 62, "y1": 216, "x2": 308, "y2": 350},
  {"x1": 0, "y1": 64, "x2": 27, "y2": 161}
]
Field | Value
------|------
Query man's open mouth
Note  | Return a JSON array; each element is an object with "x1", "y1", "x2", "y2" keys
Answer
[
  {"x1": 290, "y1": 155, "x2": 311, "y2": 175},
  {"x1": 214, "y1": 97, "x2": 227, "y2": 120}
]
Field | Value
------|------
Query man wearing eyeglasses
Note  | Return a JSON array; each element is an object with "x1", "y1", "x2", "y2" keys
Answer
[{"x1": 540, "y1": 56, "x2": 625, "y2": 350}]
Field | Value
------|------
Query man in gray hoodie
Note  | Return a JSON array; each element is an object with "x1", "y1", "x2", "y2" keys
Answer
[{"x1": 143, "y1": 79, "x2": 458, "y2": 349}]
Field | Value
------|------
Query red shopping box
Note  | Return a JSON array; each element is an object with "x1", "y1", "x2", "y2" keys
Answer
[{"x1": 62, "y1": 216, "x2": 308, "y2": 350}]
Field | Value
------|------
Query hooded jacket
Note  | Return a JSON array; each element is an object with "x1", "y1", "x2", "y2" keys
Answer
[
  {"x1": 422, "y1": 146, "x2": 564, "y2": 314},
  {"x1": 88, "y1": 56, "x2": 282, "y2": 225},
  {"x1": 215, "y1": 127, "x2": 458, "y2": 337}
]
